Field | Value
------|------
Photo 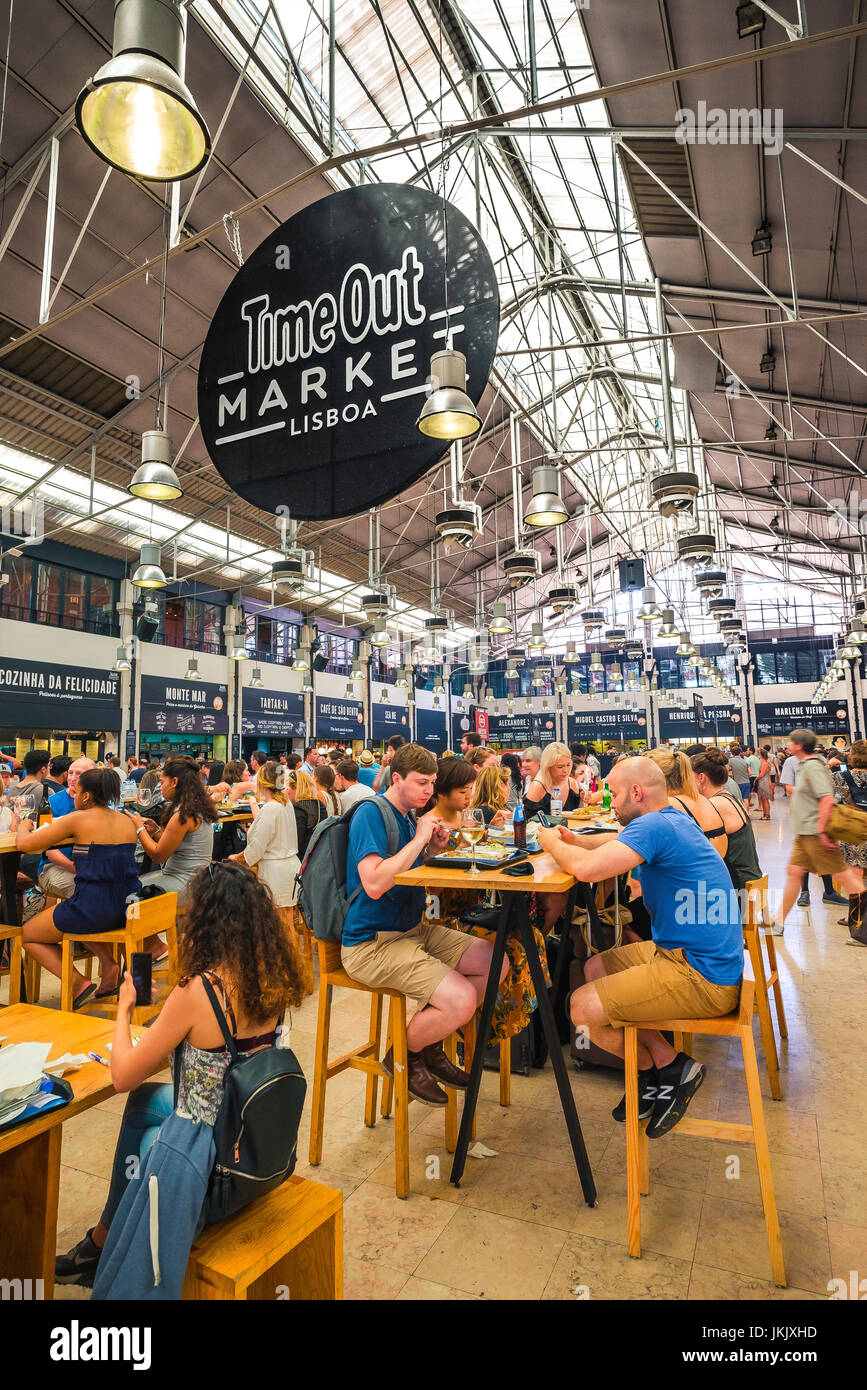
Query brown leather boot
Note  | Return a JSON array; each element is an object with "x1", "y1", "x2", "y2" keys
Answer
[
  {"x1": 422, "y1": 1042, "x2": 471, "y2": 1090},
  {"x1": 380, "y1": 1047, "x2": 448, "y2": 1106}
]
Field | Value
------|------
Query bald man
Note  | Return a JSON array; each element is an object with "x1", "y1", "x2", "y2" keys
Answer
[{"x1": 536, "y1": 757, "x2": 743, "y2": 1140}]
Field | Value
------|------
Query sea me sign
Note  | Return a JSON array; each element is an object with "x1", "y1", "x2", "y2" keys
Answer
[{"x1": 198, "y1": 184, "x2": 499, "y2": 520}]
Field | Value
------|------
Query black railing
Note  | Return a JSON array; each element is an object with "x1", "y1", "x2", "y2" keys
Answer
[{"x1": 0, "y1": 601, "x2": 120, "y2": 638}]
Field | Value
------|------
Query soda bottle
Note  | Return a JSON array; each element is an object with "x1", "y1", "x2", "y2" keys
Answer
[
  {"x1": 602, "y1": 782, "x2": 611, "y2": 812},
  {"x1": 513, "y1": 800, "x2": 526, "y2": 850}
]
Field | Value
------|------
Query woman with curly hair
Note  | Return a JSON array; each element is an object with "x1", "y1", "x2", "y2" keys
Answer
[{"x1": 55, "y1": 861, "x2": 307, "y2": 1288}]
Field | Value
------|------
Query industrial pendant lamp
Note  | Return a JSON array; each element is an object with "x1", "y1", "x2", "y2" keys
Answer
[
  {"x1": 462, "y1": 684, "x2": 473, "y2": 701},
  {"x1": 395, "y1": 668, "x2": 410, "y2": 690},
  {"x1": 528, "y1": 621, "x2": 546, "y2": 652},
  {"x1": 379, "y1": 687, "x2": 390, "y2": 703},
  {"x1": 588, "y1": 653, "x2": 604, "y2": 674},
  {"x1": 248, "y1": 666, "x2": 263, "y2": 688},
  {"x1": 370, "y1": 616, "x2": 391, "y2": 648},
  {"x1": 302, "y1": 673, "x2": 314, "y2": 694},
  {"x1": 524, "y1": 466, "x2": 568, "y2": 527},
  {"x1": 488, "y1": 600, "x2": 512, "y2": 635},
  {"x1": 230, "y1": 634, "x2": 248, "y2": 661},
  {"x1": 657, "y1": 608, "x2": 678, "y2": 637},
  {"x1": 185, "y1": 656, "x2": 201, "y2": 680},
  {"x1": 293, "y1": 647, "x2": 309, "y2": 673},
  {"x1": 675, "y1": 632, "x2": 696, "y2": 657},
  {"x1": 637, "y1": 586, "x2": 660, "y2": 621},
  {"x1": 129, "y1": 429, "x2": 182, "y2": 500},
  {"x1": 113, "y1": 645, "x2": 131, "y2": 672},
  {"x1": 131, "y1": 541, "x2": 166, "y2": 588},
  {"x1": 76, "y1": 0, "x2": 211, "y2": 182},
  {"x1": 485, "y1": 687, "x2": 495, "y2": 703},
  {"x1": 416, "y1": 350, "x2": 481, "y2": 440}
]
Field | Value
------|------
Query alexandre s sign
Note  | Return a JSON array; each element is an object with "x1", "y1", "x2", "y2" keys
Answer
[{"x1": 198, "y1": 184, "x2": 499, "y2": 520}]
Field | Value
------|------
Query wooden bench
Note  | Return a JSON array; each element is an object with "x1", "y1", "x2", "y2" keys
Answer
[{"x1": 182, "y1": 1175, "x2": 342, "y2": 1300}]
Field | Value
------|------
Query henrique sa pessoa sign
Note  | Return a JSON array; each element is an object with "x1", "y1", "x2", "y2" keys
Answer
[{"x1": 198, "y1": 184, "x2": 499, "y2": 520}]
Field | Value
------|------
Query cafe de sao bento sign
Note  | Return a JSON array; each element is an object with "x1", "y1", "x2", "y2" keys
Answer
[{"x1": 197, "y1": 184, "x2": 499, "y2": 520}]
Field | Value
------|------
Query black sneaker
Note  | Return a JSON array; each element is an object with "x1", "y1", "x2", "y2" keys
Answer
[
  {"x1": 796, "y1": 890, "x2": 810, "y2": 908},
  {"x1": 822, "y1": 890, "x2": 847, "y2": 906},
  {"x1": 55, "y1": 1228, "x2": 101, "y2": 1286},
  {"x1": 612, "y1": 1067, "x2": 658, "y2": 1123},
  {"x1": 645, "y1": 1053, "x2": 705, "y2": 1140}
]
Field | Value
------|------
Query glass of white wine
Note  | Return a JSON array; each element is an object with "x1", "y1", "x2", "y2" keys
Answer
[{"x1": 460, "y1": 807, "x2": 486, "y2": 875}]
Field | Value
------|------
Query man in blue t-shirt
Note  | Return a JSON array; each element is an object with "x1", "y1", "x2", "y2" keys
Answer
[
  {"x1": 37, "y1": 756, "x2": 95, "y2": 902},
  {"x1": 341, "y1": 743, "x2": 507, "y2": 1107},
  {"x1": 537, "y1": 757, "x2": 743, "y2": 1140}
]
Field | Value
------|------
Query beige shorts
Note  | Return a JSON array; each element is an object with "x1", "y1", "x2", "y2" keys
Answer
[
  {"x1": 37, "y1": 864, "x2": 75, "y2": 900},
  {"x1": 789, "y1": 834, "x2": 847, "y2": 877},
  {"x1": 594, "y1": 940, "x2": 741, "y2": 1027},
  {"x1": 341, "y1": 920, "x2": 475, "y2": 1007}
]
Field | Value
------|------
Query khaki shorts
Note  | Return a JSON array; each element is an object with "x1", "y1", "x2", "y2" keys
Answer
[
  {"x1": 341, "y1": 920, "x2": 475, "y2": 1007},
  {"x1": 37, "y1": 864, "x2": 75, "y2": 900},
  {"x1": 789, "y1": 834, "x2": 847, "y2": 877},
  {"x1": 594, "y1": 940, "x2": 741, "y2": 1027}
]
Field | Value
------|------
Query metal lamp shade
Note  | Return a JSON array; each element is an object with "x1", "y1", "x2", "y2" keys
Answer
[
  {"x1": 248, "y1": 666, "x2": 263, "y2": 688},
  {"x1": 114, "y1": 646, "x2": 131, "y2": 672},
  {"x1": 637, "y1": 586, "x2": 660, "y2": 620},
  {"x1": 131, "y1": 542, "x2": 166, "y2": 588},
  {"x1": 488, "y1": 601, "x2": 512, "y2": 635},
  {"x1": 129, "y1": 429, "x2": 182, "y2": 499},
  {"x1": 76, "y1": 0, "x2": 210, "y2": 184},
  {"x1": 675, "y1": 632, "x2": 696, "y2": 656},
  {"x1": 528, "y1": 621, "x2": 546, "y2": 651},
  {"x1": 416, "y1": 350, "x2": 481, "y2": 440},
  {"x1": 524, "y1": 466, "x2": 568, "y2": 527},
  {"x1": 370, "y1": 618, "x2": 391, "y2": 647},
  {"x1": 657, "y1": 608, "x2": 678, "y2": 637},
  {"x1": 185, "y1": 657, "x2": 201, "y2": 680}
]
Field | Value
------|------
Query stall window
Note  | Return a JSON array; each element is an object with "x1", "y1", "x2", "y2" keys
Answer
[
  {"x1": 755, "y1": 652, "x2": 776, "y2": 685},
  {"x1": 775, "y1": 650, "x2": 796, "y2": 684},
  {"x1": 164, "y1": 598, "x2": 184, "y2": 648},
  {"x1": 88, "y1": 575, "x2": 116, "y2": 633},
  {"x1": 35, "y1": 561, "x2": 61, "y2": 620},
  {"x1": 184, "y1": 599, "x2": 203, "y2": 651},
  {"x1": 63, "y1": 571, "x2": 88, "y2": 627},
  {"x1": 203, "y1": 603, "x2": 223, "y2": 653},
  {"x1": 0, "y1": 554, "x2": 32, "y2": 617}
]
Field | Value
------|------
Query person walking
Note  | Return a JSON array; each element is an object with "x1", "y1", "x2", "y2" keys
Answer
[
  {"x1": 777, "y1": 729, "x2": 863, "y2": 935},
  {"x1": 831, "y1": 740, "x2": 867, "y2": 945}
]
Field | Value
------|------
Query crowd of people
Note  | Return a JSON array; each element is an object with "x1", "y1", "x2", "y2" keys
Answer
[{"x1": 2, "y1": 722, "x2": 862, "y2": 1293}]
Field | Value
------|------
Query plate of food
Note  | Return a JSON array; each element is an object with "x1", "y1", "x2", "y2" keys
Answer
[{"x1": 426, "y1": 842, "x2": 535, "y2": 871}]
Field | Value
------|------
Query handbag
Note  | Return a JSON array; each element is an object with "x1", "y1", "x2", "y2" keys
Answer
[{"x1": 827, "y1": 802, "x2": 867, "y2": 845}]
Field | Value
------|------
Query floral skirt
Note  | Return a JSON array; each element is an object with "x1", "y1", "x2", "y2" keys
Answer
[{"x1": 433, "y1": 888, "x2": 552, "y2": 1043}]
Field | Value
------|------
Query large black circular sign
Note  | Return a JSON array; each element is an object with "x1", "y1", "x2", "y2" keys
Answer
[{"x1": 198, "y1": 184, "x2": 499, "y2": 520}]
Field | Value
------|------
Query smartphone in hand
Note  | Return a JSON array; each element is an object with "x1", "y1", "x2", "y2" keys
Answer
[{"x1": 130, "y1": 952, "x2": 153, "y2": 1006}]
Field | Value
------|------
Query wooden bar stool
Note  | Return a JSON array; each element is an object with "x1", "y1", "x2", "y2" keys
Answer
[
  {"x1": 0, "y1": 923, "x2": 24, "y2": 1004},
  {"x1": 60, "y1": 893, "x2": 179, "y2": 1023},
  {"x1": 624, "y1": 976, "x2": 786, "y2": 1287},
  {"x1": 742, "y1": 875, "x2": 788, "y2": 1100},
  {"x1": 309, "y1": 939, "x2": 459, "y2": 1199}
]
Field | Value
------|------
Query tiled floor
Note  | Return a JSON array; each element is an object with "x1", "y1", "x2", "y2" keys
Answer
[{"x1": 10, "y1": 800, "x2": 867, "y2": 1300}]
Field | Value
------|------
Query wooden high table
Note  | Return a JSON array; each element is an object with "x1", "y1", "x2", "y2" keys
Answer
[
  {"x1": 0, "y1": 1004, "x2": 167, "y2": 1297},
  {"x1": 395, "y1": 852, "x2": 598, "y2": 1206}
]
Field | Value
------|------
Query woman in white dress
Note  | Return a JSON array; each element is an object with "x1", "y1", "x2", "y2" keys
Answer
[{"x1": 228, "y1": 761, "x2": 311, "y2": 992}]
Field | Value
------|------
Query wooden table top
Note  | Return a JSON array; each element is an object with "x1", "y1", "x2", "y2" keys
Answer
[
  {"x1": 395, "y1": 850, "x2": 575, "y2": 894},
  {"x1": 0, "y1": 1004, "x2": 165, "y2": 1155}
]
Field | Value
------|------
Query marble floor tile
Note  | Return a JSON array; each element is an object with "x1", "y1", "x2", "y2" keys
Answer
[
  {"x1": 415, "y1": 1205, "x2": 567, "y2": 1299},
  {"x1": 542, "y1": 1232, "x2": 692, "y2": 1301},
  {"x1": 694, "y1": 1196, "x2": 831, "y2": 1294},
  {"x1": 342, "y1": 1179, "x2": 458, "y2": 1275},
  {"x1": 687, "y1": 1263, "x2": 822, "y2": 1301}
]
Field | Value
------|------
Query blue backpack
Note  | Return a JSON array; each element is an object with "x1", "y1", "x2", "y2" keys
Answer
[{"x1": 297, "y1": 797, "x2": 403, "y2": 941}]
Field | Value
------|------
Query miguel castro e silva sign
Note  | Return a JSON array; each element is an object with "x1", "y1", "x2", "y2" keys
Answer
[{"x1": 197, "y1": 184, "x2": 499, "y2": 520}]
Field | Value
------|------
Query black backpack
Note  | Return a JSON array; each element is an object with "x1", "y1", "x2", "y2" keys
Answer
[
  {"x1": 176, "y1": 974, "x2": 307, "y2": 1224},
  {"x1": 843, "y1": 768, "x2": 867, "y2": 812}
]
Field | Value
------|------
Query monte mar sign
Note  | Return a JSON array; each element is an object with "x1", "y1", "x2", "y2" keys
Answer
[{"x1": 198, "y1": 184, "x2": 499, "y2": 520}]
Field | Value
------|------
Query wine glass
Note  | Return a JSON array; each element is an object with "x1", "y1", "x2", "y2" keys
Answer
[
  {"x1": 137, "y1": 786, "x2": 153, "y2": 810},
  {"x1": 460, "y1": 807, "x2": 486, "y2": 876}
]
